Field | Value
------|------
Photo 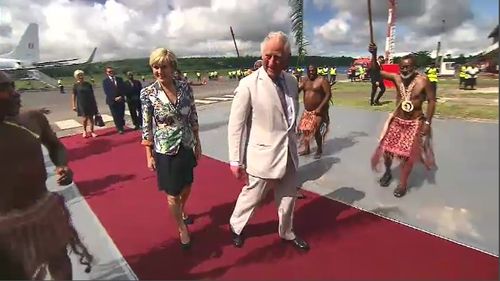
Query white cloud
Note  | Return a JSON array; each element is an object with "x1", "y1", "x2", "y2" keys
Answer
[
  {"x1": 0, "y1": 0, "x2": 292, "y2": 61},
  {"x1": 316, "y1": 0, "x2": 426, "y2": 22},
  {"x1": 411, "y1": 0, "x2": 473, "y2": 36},
  {"x1": 311, "y1": 0, "x2": 330, "y2": 10},
  {"x1": 314, "y1": 14, "x2": 352, "y2": 45},
  {"x1": 0, "y1": 0, "x2": 495, "y2": 62},
  {"x1": 389, "y1": 19, "x2": 493, "y2": 59},
  {"x1": 309, "y1": 0, "x2": 495, "y2": 57}
]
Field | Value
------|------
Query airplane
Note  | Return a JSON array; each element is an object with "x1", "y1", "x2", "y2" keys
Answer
[{"x1": 0, "y1": 23, "x2": 97, "y2": 71}]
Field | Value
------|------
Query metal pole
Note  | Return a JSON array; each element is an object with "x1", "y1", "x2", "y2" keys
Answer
[
  {"x1": 368, "y1": 0, "x2": 374, "y2": 43},
  {"x1": 435, "y1": 19, "x2": 445, "y2": 66},
  {"x1": 230, "y1": 26, "x2": 240, "y2": 58}
]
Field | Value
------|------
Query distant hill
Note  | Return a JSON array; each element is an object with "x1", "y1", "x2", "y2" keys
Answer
[{"x1": 41, "y1": 55, "x2": 355, "y2": 77}]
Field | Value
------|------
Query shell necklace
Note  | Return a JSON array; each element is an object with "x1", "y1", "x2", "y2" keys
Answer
[{"x1": 399, "y1": 75, "x2": 418, "y2": 112}]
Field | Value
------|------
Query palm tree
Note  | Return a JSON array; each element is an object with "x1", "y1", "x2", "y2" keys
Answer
[{"x1": 289, "y1": 0, "x2": 309, "y2": 66}]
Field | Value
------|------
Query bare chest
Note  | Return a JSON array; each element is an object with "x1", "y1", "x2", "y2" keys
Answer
[
  {"x1": 0, "y1": 124, "x2": 46, "y2": 183},
  {"x1": 395, "y1": 78, "x2": 426, "y2": 101},
  {"x1": 303, "y1": 79, "x2": 323, "y2": 92}
]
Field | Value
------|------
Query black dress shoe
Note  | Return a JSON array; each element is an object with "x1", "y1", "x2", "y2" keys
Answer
[
  {"x1": 282, "y1": 236, "x2": 310, "y2": 251},
  {"x1": 231, "y1": 229, "x2": 244, "y2": 248}
]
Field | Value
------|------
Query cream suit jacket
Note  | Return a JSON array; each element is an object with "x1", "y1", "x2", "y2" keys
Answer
[{"x1": 227, "y1": 67, "x2": 299, "y2": 179}]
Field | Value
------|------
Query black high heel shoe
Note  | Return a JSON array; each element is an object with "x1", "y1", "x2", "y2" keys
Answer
[
  {"x1": 179, "y1": 228, "x2": 192, "y2": 250},
  {"x1": 180, "y1": 240, "x2": 191, "y2": 250},
  {"x1": 182, "y1": 216, "x2": 194, "y2": 225}
]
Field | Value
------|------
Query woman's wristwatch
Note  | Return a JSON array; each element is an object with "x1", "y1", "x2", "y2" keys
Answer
[{"x1": 424, "y1": 120, "x2": 431, "y2": 125}]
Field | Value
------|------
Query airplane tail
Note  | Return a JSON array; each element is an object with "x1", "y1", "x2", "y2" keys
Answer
[
  {"x1": 85, "y1": 47, "x2": 97, "y2": 64},
  {"x1": 0, "y1": 23, "x2": 40, "y2": 63}
]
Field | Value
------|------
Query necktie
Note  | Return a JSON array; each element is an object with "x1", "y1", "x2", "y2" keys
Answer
[{"x1": 275, "y1": 79, "x2": 289, "y2": 122}]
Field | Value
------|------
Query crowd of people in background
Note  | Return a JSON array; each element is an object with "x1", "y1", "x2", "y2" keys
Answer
[
  {"x1": 57, "y1": 58, "x2": 483, "y2": 104},
  {"x1": 70, "y1": 67, "x2": 143, "y2": 138},
  {"x1": 64, "y1": 51, "x2": 484, "y2": 142},
  {"x1": 458, "y1": 63, "x2": 481, "y2": 90}
]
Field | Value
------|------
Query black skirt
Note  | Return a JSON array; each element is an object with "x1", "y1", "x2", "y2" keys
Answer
[{"x1": 155, "y1": 145, "x2": 197, "y2": 196}]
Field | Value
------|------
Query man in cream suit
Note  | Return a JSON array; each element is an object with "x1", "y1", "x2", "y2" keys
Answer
[{"x1": 227, "y1": 31, "x2": 309, "y2": 251}]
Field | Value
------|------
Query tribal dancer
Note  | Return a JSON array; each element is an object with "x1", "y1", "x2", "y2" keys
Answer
[
  {"x1": 298, "y1": 65, "x2": 332, "y2": 159},
  {"x1": 0, "y1": 71, "x2": 93, "y2": 280},
  {"x1": 368, "y1": 44, "x2": 437, "y2": 197}
]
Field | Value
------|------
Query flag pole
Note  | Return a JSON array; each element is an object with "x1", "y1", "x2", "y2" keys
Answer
[
  {"x1": 230, "y1": 26, "x2": 240, "y2": 58},
  {"x1": 368, "y1": 0, "x2": 374, "y2": 43}
]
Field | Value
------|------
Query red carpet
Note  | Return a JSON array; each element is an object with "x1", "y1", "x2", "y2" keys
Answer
[{"x1": 62, "y1": 129, "x2": 499, "y2": 280}]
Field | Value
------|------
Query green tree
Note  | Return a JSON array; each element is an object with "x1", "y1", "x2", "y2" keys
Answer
[
  {"x1": 289, "y1": 0, "x2": 309, "y2": 66},
  {"x1": 456, "y1": 54, "x2": 466, "y2": 64},
  {"x1": 413, "y1": 51, "x2": 433, "y2": 67},
  {"x1": 39, "y1": 55, "x2": 357, "y2": 78}
]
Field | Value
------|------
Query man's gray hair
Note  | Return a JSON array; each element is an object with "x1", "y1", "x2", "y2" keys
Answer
[{"x1": 260, "y1": 31, "x2": 291, "y2": 55}]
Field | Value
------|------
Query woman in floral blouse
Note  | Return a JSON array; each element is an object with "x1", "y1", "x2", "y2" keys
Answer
[{"x1": 141, "y1": 48, "x2": 201, "y2": 249}]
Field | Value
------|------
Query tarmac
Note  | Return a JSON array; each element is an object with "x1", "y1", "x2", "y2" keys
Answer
[
  {"x1": 19, "y1": 78, "x2": 238, "y2": 136},
  {"x1": 34, "y1": 79, "x2": 499, "y2": 279},
  {"x1": 197, "y1": 101, "x2": 499, "y2": 256}
]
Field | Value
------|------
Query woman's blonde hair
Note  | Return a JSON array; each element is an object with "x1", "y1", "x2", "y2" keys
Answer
[
  {"x1": 149, "y1": 48, "x2": 178, "y2": 69},
  {"x1": 74, "y1": 69, "x2": 84, "y2": 79}
]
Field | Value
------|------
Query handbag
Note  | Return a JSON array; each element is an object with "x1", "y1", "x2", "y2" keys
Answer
[{"x1": 94, "y1": 113, "x2": 105, "y2": 127}]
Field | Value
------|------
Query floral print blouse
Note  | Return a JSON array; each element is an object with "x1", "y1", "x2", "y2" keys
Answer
[{"x1": 140, "y1": 79, "x2": 199, "y2": 155}]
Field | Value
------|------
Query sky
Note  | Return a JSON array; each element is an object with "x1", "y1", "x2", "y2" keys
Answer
[{"x1": 0, "y1": 0, "x2": 498, "y2": 62}]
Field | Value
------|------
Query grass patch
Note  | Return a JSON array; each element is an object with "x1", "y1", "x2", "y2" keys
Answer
[
  {"x1": 15, "y1": 80, "x2": 53, "y2": 91},
  {"x1": 435, "y1": 103, "x2": 498, "y2": 120},
  {"x1": 332, "y1": 82, "x2": 372, "y2": 93},
  {"x1": 333, "y1": 96, "x2": 498, "y2": 120},
  {"x1": 333, "y1": 97, "x2": 395, "y2": 112},
  {"x1": 444, "y1": 92, "x2": 499, "y2": 99},
  {"x1": 438, "y1": 77, "x2": 499, "y2": 88},
  {"x1": 329, "y1": 80, "x2": 498, "y2": 120}
]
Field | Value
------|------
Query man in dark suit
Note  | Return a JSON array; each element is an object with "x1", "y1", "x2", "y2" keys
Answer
[
  {"x1": 102, "y1": 67, "x2": 126, "y2": 134},
  {"x1": 125, "y1": 71, "x2": 143, "y2": 129},
  {"x1": 370, "y1": 56, "x2": 386, "y2": 106}
]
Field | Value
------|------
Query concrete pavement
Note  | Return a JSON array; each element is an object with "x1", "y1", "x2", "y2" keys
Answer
[
  {"x1": 20, "y1": 79, "x2": 238, "y2": 136},
  {"x1": 196, "y1": 102, "x2": 499, "y2": 256},
  {"x1": 44, "y1": 146, "x2": 137, "y2": 280},
  {"x1": 45, "y1": 95, "x2": 498, "y2": 257},
  {"x1": 37, "y1": 80, "x2": 497, "y2": 279},
  {"x1": 36, "y1": 80, "x2": 238, "y2": 279}
]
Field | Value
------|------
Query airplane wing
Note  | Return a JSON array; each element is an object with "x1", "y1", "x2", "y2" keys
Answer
[
  {"x1": 33, "y1": 58, "x2": 80, "y2": 66},
  {"x1": 33, "y1": 47, "x2": 97, "y2": 67},
  {"x1": 0, "y1": 47, "x2": 97, "y2": 71}
]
